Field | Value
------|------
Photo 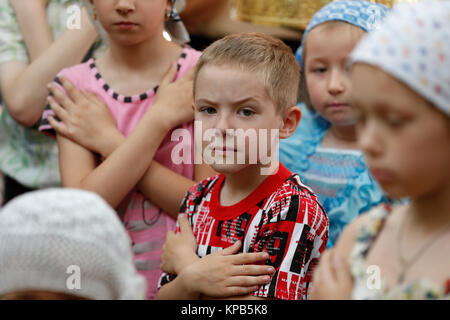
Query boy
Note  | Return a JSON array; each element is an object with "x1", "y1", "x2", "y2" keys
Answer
[{"x1": 157, "y1": 33, "x2": 329, "y2": 300}]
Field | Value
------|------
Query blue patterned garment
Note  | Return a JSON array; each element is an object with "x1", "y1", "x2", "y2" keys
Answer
[
  {"x1": 280, "y1": 105, "x2": 389, "y2": 248},
  {"x1": 295, "y1": 0, "x2": 388, "y2": 66}
]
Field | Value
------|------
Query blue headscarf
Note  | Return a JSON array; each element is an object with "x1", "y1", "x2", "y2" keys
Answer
[{"x1": 296, "y1": 0, "x2": 389, "y2": 66}]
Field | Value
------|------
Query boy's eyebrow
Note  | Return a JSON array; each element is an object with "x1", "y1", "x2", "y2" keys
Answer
[
  {"x1": 194, "y1": 98, "x2": 217, "y2": 105},
  {"x1": 195, "y1": 96, "x2": 262, "y2": 106},
  {"x1": 231, "y1": 96, "x2": 261, "y2": 105}
]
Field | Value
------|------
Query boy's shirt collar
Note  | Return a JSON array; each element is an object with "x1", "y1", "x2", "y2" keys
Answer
[{"x1": 209, "y1": 163, "x2": 292, "y2": 221}]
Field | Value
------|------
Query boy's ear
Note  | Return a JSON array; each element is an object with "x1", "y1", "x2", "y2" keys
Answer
[{"x1": 279, "y1": 106, "x2": 301, "y2": 139}]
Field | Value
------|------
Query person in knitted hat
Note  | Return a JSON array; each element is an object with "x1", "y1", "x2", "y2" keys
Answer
[
  {"x1": 0, "y1": 188, "x2": 146, "y2": 300},
  {"x1": 310, "y1": 0, "x2": 450, "y2": 300},
  {"x1": 279, "y1": 0, "x2": 390, "y2": 249}
]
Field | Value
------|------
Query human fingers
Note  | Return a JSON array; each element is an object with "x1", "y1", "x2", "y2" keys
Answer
[
  {"x1": 227, "y1": 274, "x2": 272, "y2": 288},
  {"x1": 333, "y1": 254, "x2": 352, "y2": 284},
  {"x1": 47, "y1": 96, "x2": 69, "y2": 123},
  {"x1": 232, "y1": 263, "x2": 275, "y2": 277},
  {"x1": 220, "y1": 240, "x2": 242, "y2": 256},
  {"x1": 324, "y1": 249, "x2": 338, "y2": 282},
  {"x1": 178, "y1": 66, "x2": 194, "y2": 82},
  {"x1": 162, "y1": 230, "x2": 177, "y2": 249},
  {"x1": 47, "y1": 116, "x2": 69, "y2": 137},
  {"x1": 309, "y1": 256, "x2": 330, "y2": 300},
  {"x1": 160, "y1": 231, "x2": 176, "y2": 271},
  {"x1": 59, "y1": 76, "x2": 86, "y2": 104},
  {"x1": 48, "y1": 84, "x2": 76, "y2": 111},
  {"x1": 165, "y1": 230, "x2": 176, "y2": 241},
  {"x1": 83, "y1": 89, "x2": 105, "y2": 106},
  {"x1": 230, "y1": 250, "x2": 270, "y2": 265},
  {"x1": 178, "y1": 214, "x2": 195, "y2": 238},
  {"x1": 221, "y1": 285, "x2": 260, "y2": 298}
]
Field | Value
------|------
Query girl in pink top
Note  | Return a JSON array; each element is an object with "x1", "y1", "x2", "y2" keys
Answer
[{"x1": 39, "y1": 0, "x2": 215, "y2": 299}]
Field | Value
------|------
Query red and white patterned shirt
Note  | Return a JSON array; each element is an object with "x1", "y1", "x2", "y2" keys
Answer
[{"x1": 159, "y1": 164, "x2": 329, "y2": 300}]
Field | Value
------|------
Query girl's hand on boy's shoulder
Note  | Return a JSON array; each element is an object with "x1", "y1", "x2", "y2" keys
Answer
[
  {"x1": 149, "y1": 62, "x2": 195, "y2": 130},
  {"x1": 309, "y1": 248, "x2": 353, "y2": 300},
  {"x1": 47, "y1": 76, "x2": 122, "y2": 157}
]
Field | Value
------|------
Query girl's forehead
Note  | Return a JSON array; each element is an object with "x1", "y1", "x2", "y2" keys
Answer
[
  {"x1": 305, "y1": 23, "x2": 365, "y2": 61},
  {"x1": 352, "y1": 64, "x2": 433, "y2": 115},
  {"x1": 307, "y1": 22, "x2": 365, "y2": 43}
]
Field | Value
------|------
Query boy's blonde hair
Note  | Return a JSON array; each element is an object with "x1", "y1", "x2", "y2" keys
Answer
[{"x1": 193, "y1": 33, "x2": 300, "y2": 111}]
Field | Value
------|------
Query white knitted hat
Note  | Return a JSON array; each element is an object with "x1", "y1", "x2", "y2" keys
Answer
[{"x1": 0, "y1": 188, "x2": 146, "y2": 300}]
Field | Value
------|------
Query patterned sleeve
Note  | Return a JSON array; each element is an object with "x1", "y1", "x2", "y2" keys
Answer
[
  {"x1": 250, "y1": 181, "x2": 329, "y2": 300},
  {"x1": 0, "y1": 0, "x2": 28, "y2": 64}
]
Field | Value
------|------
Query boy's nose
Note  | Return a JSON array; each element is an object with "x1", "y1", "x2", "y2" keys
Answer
[
  {"x1": 116, "y1": 0, "x2": 135, "y2": 14},
  {"x1": 327, "y1": 69, "x2": 346, "y2": 96},
  {"x1": 215, "y1": 113, "x2": 234, "y2": 134}
]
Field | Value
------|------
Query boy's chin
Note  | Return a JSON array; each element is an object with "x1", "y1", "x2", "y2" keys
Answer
[{"x1": 209, "y1": 163, "x2": 252, "y2": 175}]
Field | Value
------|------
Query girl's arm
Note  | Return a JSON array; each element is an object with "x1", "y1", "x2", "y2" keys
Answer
[
  {"x1": 9, "y1": 0, "x2": 53, "y2": 61},
  {"x1": 0, "y1": 6, "x2": 98, "y2": 126},
  {"x1": 48, "y1": 67, "x2": 217, "y2": 216},
  {"x1": 57, "y1": 105, "x2": 174, "y2": 208},
  {"x1": 137, "y1": 162, "x2": 217, "y2": 218},
  {"x1": 55, "y1": 63, "x2": 201, "y2": 209}
]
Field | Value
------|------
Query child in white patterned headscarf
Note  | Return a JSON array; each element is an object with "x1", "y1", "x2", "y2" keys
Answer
[
  {"x1": 0, "y1": 188, "x2": 146, "y2": 300},
  {"x1": 309, "y1": 0, "x2": 450, "y2": 300}
]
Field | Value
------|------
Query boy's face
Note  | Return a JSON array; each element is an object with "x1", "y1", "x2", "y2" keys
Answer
[
  {"x1": 304, "y1": 23, "x2": 364, "y2": 126},
  {"x1": 194, "y1": 64, "x2": 284, "y2": 174},
  {"x1": 351, "y1": 64, "x2": 450, "y2": 199}
]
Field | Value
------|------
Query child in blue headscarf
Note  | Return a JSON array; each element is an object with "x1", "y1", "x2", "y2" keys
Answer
[{"x1": 279, "y1": 0, "x2": 389, "y2": 248}]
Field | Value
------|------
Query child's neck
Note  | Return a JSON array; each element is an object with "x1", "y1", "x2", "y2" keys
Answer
[
  {"x1": 407, "y1": 182, "x2": 450, "y2": 232},
  {"x1": 107, "y1": 34, "x2": 179, "y2": 72},
  {"x1": 321, "y1": 124, "x2": 358, "y2": 149},
  {"x1": 96, "y1": 34, "x2": 182, "y2": 96},
  {"x1": 219, "y1": 163, "x2": 279, "y2": 206}
]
